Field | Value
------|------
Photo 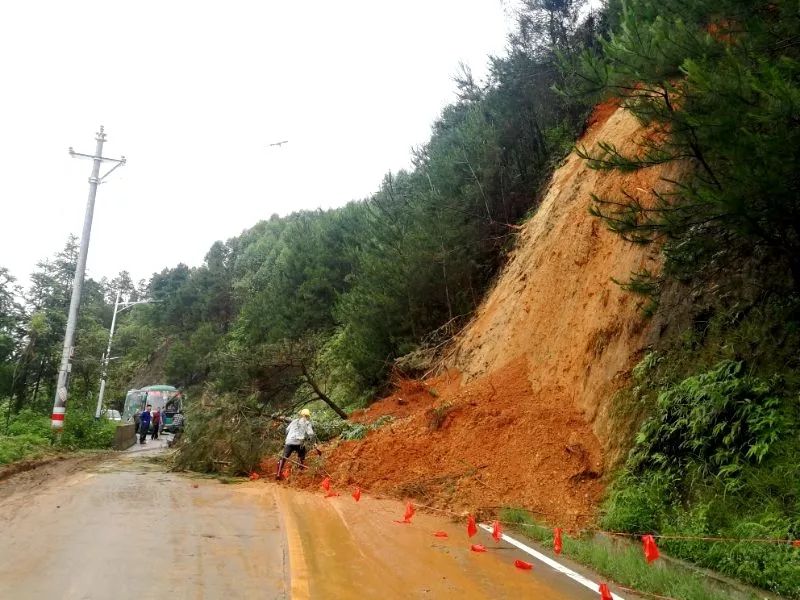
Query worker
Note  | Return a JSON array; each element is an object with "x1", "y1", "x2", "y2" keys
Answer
[
  {"x1": 276, "y1": 408, "x2": 320, "y2": 480},
  {"x1": 139, "y1": 404, "x2": 152, "y2": 444}
]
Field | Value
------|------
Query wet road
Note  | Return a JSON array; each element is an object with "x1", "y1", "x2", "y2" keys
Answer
[{"x1": 0, "y1": 448, "x2": 611, "y2": 599}]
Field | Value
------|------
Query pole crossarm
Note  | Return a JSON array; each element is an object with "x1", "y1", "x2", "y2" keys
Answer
[
  {"x1": 118, "y1": 299, "x2": 156, "y2": 312},
  {"x1": 69, "y1": 131, "x2": 126, "y2": 185},
  {"x1": 68, "y1": 149, "x2": 126, "y2": 163}
]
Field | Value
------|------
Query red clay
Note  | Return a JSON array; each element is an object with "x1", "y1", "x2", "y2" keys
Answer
[{"x1": 320, "y1": 358, "x2": 603, "y2": 530}]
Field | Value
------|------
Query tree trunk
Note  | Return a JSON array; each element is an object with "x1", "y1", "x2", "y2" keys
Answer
[
  {"x1": 300, "y1": 364, "x2": 348, "y2": 420},
  {"x1": 31, "y1": 358, "x2": 46, "y2": 406}
]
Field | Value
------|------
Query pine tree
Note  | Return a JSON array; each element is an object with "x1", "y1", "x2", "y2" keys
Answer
[{"x1": 570, "y1": 0, "x2": 800, "y2": 289}]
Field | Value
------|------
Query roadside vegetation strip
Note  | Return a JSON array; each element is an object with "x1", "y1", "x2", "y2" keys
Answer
[
  {"x1": 477, "y1": 523, "x2": 625, "y2": 600},
  {"x1": 603, "y1": 531, "x2": 800, "y2": 547},
  {"x1": 501, "y1": 510, "x2": 764, "y2": 600}
]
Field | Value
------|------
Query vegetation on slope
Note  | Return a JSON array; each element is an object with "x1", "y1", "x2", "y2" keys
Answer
[{"x1": 573, "y1": 0, "x2": 800, "y2": 594}]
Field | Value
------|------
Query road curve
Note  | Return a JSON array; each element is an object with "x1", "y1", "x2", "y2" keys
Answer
[{"x1": 0, "y1": 450, "x2": 607, "y2": 599}]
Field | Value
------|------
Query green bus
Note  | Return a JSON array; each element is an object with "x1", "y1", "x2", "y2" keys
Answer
[{"x1": 122, "y1": 385, "x2": 183, "y2": 432}]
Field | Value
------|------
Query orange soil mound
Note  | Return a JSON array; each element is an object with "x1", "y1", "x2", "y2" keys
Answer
[
  {"x1": 323, "y1": 359, "x2": 601, "y2": 529},
  {"x1": 349, "y1": 372, "x2": 462, "y2": 423},
  {"x1": 319, "y1": 104, "x2": 683, "y2": 527}
]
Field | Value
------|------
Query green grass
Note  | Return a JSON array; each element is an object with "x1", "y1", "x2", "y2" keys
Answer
[
  {"x1": 0, "y1": 433, "x2": 52, "y2": 465},
  {"x1": 0, "y1": 408, "x2": 118, "y2": 466},
  {"x1": 501, "y1": 508, "x2": 762, "y2": 600}
]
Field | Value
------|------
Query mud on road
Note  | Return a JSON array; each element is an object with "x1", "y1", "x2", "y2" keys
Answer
[{"x1": 0, "y1": 450, "x2": 611, "y2": 599}]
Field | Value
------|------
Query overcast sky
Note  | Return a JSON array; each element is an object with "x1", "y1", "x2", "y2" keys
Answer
[{"x1": 0, "y1": 1, "x2": 512, "y2": 290}]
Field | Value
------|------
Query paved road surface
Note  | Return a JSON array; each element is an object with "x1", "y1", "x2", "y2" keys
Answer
[{"x1": 0, "y1": 448, "x2": 611, "y2": 599}]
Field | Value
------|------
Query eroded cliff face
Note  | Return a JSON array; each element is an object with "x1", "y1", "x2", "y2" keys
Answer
[{"x1": 450, "y1": 101, "x2": 681, "y2": 453}]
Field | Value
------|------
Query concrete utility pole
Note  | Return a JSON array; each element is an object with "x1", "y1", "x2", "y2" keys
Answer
[
  {"x1": 51, "y1": 126, "x2": 126, "y2": 430},
  {"x1": 95, "y1": 289, "x2": 121, "y2": 420},
  {"x1": 94, "y1": 291, "x2": 154, "y2": 419}
]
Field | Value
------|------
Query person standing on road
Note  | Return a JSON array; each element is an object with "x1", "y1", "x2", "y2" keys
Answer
[
  {"x1": 276, "y1": 408, "x2": 320, "y2": 480},
  {"x1": 151, "y1": 408, "x2": 161, "y2": 440},
  {"x1": 139, "y1": 405, "x2": 152, "y2": 444}
]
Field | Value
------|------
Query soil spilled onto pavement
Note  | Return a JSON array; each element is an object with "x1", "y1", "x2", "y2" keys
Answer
[{"x1": 0, "y1": 452, "x2": 109, "y2": 504}]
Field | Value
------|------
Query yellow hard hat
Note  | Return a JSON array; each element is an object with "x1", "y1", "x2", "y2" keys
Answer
[{"x1": 299, "y1": 408, "x2": 311, "y2": 417}]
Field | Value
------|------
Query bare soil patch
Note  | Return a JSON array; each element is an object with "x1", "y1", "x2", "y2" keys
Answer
[{"x1": 0, "y1": 452, "x2": 110, "y2": 502}]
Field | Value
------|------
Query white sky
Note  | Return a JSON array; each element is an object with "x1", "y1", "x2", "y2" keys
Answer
[{"x1": 0, "y1": 0, "x2": 512, "y2": 290}]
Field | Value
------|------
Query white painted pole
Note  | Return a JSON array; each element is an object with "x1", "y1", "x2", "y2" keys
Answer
[
  {"x1": 52, "y1": 128, "x2": 106, "y2": 429},
  {"x1": 95, "y1": 289, "x2": 121, "y2": 418}
]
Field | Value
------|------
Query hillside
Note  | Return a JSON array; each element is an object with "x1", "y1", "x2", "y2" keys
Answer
[{"x1": 322, "y1": 102, "x2": 684, "y2": 527}]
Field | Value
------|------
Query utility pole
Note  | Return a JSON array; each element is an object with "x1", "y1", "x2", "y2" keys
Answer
[
  {"x1": 51, "y1": 126, "x2": 126, "y2": 430},
  {"x1": 94, "y1": 291, "x2": 154, "y2": 419}
]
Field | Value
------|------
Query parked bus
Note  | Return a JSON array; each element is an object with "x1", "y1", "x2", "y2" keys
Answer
[{"x1": 122, "y1": 385, "x2": 183, "y2": 432}]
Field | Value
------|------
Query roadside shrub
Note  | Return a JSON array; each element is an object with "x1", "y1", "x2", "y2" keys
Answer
[
  {"x1": 339, "y1": 423, "x2": 369, "y2": 441},
  {"x1": 0, "y1": 409, "x2": 53, "y2": 465},
  {"x1": 338, "y1": 415, "x2": 393, "y2": 441},
  {"x1": 630, "y1": 360, "x2": 784, "y2": 493},
  {"x1": 605, "y1": 360, "x2": 800, "y2": 596},
  {"x1": 7, "y1": 409, "x2": 51, "y2": 438},
  {"x1": 601, "y1": 472, "x2": 674, "y2": 533},
  {"x1": 313, "y1": 414, "x2": 393, "y2": 442},
  {"x1": 58, "y1": 410, "x2": 116, "y2": 450}
]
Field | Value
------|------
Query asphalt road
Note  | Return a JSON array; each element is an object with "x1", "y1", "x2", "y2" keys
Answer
[{"x1": 0, "y1": 446, "x2": 613, "y2": 599}]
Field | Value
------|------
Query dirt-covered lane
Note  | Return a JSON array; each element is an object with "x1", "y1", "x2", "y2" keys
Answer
[
  {"x1": 276, "y1": 485, "x2": 604, "y2": 599},
  {"x1": 0, "y1": 450, "x2": 612, "y2": 599}
]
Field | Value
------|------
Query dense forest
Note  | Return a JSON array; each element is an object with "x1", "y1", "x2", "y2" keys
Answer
[
  {"x1": 1, "y1": 0, "x2": 799, "y2": 595},
  {"x1": 0, "y1": 1, "x2": 603, "y2": 418}
]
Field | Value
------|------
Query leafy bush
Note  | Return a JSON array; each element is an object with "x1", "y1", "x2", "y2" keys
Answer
[
  {"x1": 7, "y1": 409, "x2": 51, "y2": 438},
  {"x1": 630, "y1": 361, "x2": 785, "y2": 492},
  {"x1": 604, "y1": 361, "x2": 800, "y2": 596},
  {"x1": 318, "y1": 415, "x2": 394, "y2": 441},
  {"x1": 601, "y1": 472, "x2": 674, "y2": 533},
  {"x1": 339, "y1": 423, "x2": 369, "y2": 441},
  {"x1": 0, "y1": 409, "x2": 53, "y2": 465},
  {"x1": 0, "y1": 407, "x2": 118, "y2": 465},
  {"x1": 58, "y1": 409, "x2": 116, "y2": 450}
]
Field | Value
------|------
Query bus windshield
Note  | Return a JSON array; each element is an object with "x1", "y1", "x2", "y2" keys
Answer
[{"x1": 122, "y1": 385, "x2": 182, "y2": 422}]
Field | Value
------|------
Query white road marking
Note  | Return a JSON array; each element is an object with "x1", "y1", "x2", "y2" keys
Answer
[{"x1": 478, "y1": 523, "x2": 626, "y2": 600}]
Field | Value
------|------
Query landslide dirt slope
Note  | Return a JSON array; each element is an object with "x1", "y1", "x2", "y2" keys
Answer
[{"x1": 323, "y1": 103, "x2": 683, "y2": 527}]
